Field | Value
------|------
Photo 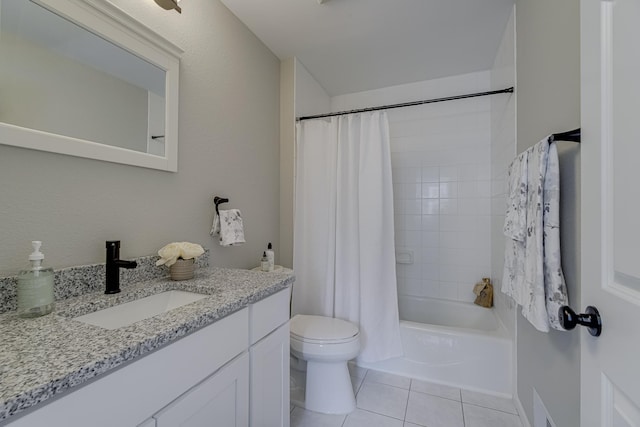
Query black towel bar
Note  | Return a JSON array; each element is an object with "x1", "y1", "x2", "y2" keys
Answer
[{"x1": 552, "y1": 128, "x2": 581, "y2": 143}]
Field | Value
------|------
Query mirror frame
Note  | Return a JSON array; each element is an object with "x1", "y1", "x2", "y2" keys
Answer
[{"x1": 0, "y1": 0, "x2": 184, "y2": 172}]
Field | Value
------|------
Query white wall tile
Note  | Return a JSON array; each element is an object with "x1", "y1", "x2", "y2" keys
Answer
[
  {"x1": 439, "y1": 182, "x2": 458, "y2": 198},
  {"x1": 422, "y1": 183, "x2": 440, "y2": 199},
  {"x1": 404, "y1": 199, "x2": 422, "y2": 215},
  {"x1": 421, "y1": 166, "x2": 439, "y2": 182},
  {"x1": 405, "y1": 215, "x2": 422, "y2": 231},
  {"x1": 422, "y1": 231, "x2": 440, "y2": 248},
  {"x1": 439, "y1": 199, "x2": 458, "y2": 215},
  {"x1": 439, "y1": 283, "x2": 459, "y2": 300},
  {"x1": 422, "y1": 280, "x2": 440, "y2": 297},
  {"x1": 422, "y1": 199, "x2": 440, "y2": 215},
  {"x1": 440, "y1": 215, "x2": 459, "y2": 232},
  {"x1": 422, "y1": 247, "x2": 439, "y2": 264},
  {"x1": 349, "y1": 71, "x2": 495, "y2": 304},
  {"x1": 422, "y1": 215, "x2": 440, "y2": 231},
  {"x1": 439, "y1": 166, "x2": 459, "y2": 182}
]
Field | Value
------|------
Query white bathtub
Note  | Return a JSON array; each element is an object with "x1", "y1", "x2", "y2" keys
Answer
[{"x1": 357, "y1": 296, "x2": 512, "y2": 397}]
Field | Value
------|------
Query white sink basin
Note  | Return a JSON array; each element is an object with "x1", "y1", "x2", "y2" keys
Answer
[{"x1": 73, "y1": 290, "x2": 208, "y2": 330}]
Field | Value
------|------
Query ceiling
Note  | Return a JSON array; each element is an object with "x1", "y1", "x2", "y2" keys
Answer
[{"x1": 220, "y1": 0, "x2": 514, "y2": 96}]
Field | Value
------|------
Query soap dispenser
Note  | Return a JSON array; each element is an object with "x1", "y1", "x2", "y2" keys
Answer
[
  {"x1": 261, "y1": 251, "x2": 270, "y2": 272},
  {"x1": 17, "y1": 241, "x2": 55, "y2": 318},
  {"x1": 266, "y1": 242, "x2": 275, "y2": 272}
]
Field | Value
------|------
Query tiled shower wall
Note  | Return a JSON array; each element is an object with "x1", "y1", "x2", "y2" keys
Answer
[
  {"x1": 389, "y1": 86, "x2": 493, "y2": 303},
  {"x1": 332, "y1": 72, "x2": 494, "y2": 305}
]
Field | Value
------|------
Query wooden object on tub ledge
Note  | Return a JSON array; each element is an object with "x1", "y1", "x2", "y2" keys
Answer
[{"x1": 473, "y1": 278, "x2": 493, "y2": 308}]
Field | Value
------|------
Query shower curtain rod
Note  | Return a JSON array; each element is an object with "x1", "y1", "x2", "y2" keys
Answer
[{"x1": 296, "y1": 87, "x2": 515, "y2": 121}]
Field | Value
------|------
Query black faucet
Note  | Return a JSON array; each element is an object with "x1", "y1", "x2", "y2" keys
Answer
[{"x1": 105, "y1": 240, "x2": 137, "y2": 294}]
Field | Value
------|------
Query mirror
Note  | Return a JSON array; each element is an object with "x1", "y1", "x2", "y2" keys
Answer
[{"x1": 0, "y1": 0, "x2": 183, "y2": 171}]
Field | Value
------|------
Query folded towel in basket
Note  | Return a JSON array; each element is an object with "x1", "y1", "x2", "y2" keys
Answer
[{"x1": 210, "y1": 209, "x2": 246, "y2": 246}]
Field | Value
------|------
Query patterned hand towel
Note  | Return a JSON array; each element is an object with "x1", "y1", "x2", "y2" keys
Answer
[{"x1": 210, "y1": 209, "x2": 246, "y2": 246}]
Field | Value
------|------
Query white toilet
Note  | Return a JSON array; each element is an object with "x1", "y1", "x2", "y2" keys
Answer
[{"x1": 290, "y1": 314, "x2": 360, "y2": 414}]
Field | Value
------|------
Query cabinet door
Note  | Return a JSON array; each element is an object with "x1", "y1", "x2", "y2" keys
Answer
[
  {"x1": 250, "y1": 322, "x2": 290, "y2": 427},
  {"x1": 154, "y1": 353, "x2": 249, "y2": 427}
]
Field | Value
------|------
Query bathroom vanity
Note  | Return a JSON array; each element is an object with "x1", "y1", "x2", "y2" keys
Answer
[{"x1": 0, "y1": 268, "x2": 293, "y2": 427}]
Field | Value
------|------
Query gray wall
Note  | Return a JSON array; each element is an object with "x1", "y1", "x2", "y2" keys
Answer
[
  {"x1": 515, "y1": 0, "x2": 581, "y2": 426},
  {"x1": 0, "y1": 0, "x2": 281, "y2": 277}
]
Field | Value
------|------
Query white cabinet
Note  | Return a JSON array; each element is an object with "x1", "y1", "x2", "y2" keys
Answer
[
  {"x1": 250, "y1": 323, "x2": 290, "y2": 427},
  {"x1": 154, "y1": 353, "x2": 249, "y2": 427},
  {"x1": 249, "y1": 287, "x2": 291, "y2": 427},
  {"x1": 5, "y1": 286, "x2": 291, "y2": 427},
  {"x1": 7, "y1": 308, "x2": 249, "y2": 427}
]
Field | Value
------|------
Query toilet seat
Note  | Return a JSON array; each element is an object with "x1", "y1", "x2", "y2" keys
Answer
[{"x1": 290, "y1": 315, "x2": 359, "y2": 344}]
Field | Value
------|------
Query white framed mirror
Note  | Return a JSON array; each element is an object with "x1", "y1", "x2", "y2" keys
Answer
[{"x1": 0, "y1": 0, "x2": 183, "y2": 172}]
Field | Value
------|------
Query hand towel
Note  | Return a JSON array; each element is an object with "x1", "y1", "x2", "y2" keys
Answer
[
  {"x1": 520, "y1": 138, "x2": 551, "y2": 332},
  {"x1": 501, "y1": 150, "x2": 529, "y2": 307},
  {"x1": 501, "y1": 137, "x2": 569, "y2": 332},
  {"x1": 503, "y1": 150, "x2": 529, "y2": 242},
  {"x1": 542, "y1": 140, "x2": 568, "y2": 330},
  {"x1": 210, "y1": 209, "x2": 246, "y2": 246}
]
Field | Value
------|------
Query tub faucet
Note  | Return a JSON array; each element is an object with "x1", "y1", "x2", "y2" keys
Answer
[{"x1": 105, "y1": 240, "x2": 137, "y2": 294}]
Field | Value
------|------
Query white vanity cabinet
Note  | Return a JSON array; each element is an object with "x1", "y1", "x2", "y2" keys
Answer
[{"x1": 6, "y1": 286, "x2": 291, "y2": 427}]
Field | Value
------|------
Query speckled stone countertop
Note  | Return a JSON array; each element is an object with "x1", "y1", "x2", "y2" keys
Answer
[{"x1": 0, "y1": 267, "x2": 294, "y2": 423}]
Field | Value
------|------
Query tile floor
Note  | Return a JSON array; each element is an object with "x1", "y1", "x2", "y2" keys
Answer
[{"x1": 290, "y1": 365, "x2": 523, "y2": 427}]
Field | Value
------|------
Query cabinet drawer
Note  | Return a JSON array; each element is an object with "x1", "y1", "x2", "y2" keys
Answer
[{"x1": 249, "y1": 287, "x2": 291, "y2": 345}]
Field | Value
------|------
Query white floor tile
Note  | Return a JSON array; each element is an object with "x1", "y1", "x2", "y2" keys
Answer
[
  {"x1": 410, "y1": 379, "x2": 461, "y2": 401},
  {"x1": 364, "y1": 370, "x2": 411, "y2": 389},
  {"x1": 351, "y1": 375, "x2": 364, "y2": 396},
  {"x1": 405, "y1": 391, "x2": 464, "y2": 427},
  {"x1": 348, "y1": 362, "x2": 368, "y2": 379},
  {"x1": 356, "y1": 382, "x2": 409, "y2": 420},
  {"x1": 463, "y1": 404, "x2": 523, "y2": 427},
  {"x1": 290, "y1": 407, "x2": 346, "y2": 427},
  {"x1": 343, "y1": 409, "x2": 404, "y2": 427},
  {"x1": 290, "y1": 367, "x2": 523, "y2": 427},
  {"x1": 461, "y1": 390, "x2": 518, "y2": 414}
]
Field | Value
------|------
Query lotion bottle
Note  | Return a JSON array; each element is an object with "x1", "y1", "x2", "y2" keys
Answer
[
  {"x1": 266, "y1": 242, "x2": 275, "y2": 272},
  {"x1": 17, "y1": 241, "x2": 55, "y2": 318}
]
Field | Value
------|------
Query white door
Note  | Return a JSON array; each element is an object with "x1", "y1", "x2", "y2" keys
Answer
[{"x1": 581, "y1": 0, "x2": 640, "y2": 425}]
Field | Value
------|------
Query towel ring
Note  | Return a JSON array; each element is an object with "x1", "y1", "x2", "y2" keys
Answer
[{"x1": 214, "y1": 196, "x2": 229, "y2": 216}]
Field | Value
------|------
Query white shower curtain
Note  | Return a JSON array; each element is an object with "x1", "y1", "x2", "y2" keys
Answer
[{"x1": 292, "y1": 111, "x2": 403, "y2": 363}]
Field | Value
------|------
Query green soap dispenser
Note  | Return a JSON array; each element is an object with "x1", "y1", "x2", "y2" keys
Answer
[{"x1": 17, "y1": 241, "x2": 55, "y2": 318}]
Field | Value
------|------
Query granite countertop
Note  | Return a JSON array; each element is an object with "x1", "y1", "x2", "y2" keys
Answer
[{"x1": 0, "y1": 267, "x2": 294, "y2": 423}]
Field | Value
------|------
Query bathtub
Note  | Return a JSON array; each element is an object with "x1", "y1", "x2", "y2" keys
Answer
[{"x1": 357, "y1": 296, "x2": 512, "y2": 397}]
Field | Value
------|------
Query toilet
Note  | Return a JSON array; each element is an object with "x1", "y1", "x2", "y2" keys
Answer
[{"x1": 290, "y1": 314, "x2": 360, "y2": 414}]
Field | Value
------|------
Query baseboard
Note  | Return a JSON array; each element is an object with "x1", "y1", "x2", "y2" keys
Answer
[{"x1": 514, "y1": 392, "x2": 532, "y2": 427}]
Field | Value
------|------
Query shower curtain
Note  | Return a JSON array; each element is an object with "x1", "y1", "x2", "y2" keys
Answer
[{"x1": 292, "y1": 111, "x2": 403, "y2": 363}]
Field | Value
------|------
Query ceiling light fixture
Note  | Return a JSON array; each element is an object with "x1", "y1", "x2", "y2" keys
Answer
[{"x1": 154, "y1": 0, "x2": 181, "y2": 13}]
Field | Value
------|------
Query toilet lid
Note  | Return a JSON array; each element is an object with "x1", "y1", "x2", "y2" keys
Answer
[{"x1": 290, "y1": 315, "x2": 359, "y2": 343}]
